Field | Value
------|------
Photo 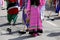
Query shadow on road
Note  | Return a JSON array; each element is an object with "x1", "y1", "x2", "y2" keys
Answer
[
  {"x1": 47, "y1": 32, "x2": 60, "y2": 37},
  {"x1": 46, "y1": 17, "x2": 60, "y2": 21},
  {"x1": 44, "y1": 15, "x2": 58, "y2": 17},
  {"x1": 0, "y1": 23, "x2": 11, "y2": 27},
  {"x1": 0, "y1": 23, "x2": 24, "y2": 27},
  {"x1": 0, "y1": 16, "x2": 7, "y2": 18},
  {"x1": 1, "y1": 31, "x2": 19, "y2": 35},
  {"x1": 9, "y1": 35, "x2": 34, "y2": 40}
]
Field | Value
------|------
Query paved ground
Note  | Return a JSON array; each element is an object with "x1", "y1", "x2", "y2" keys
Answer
[{"x1": 0, "y1": 1, "x2": 60, "y2": 40}]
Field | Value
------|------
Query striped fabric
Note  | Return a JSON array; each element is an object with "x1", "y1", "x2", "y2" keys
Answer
[
  {"x1": 8, "y1": 6, "x2": 19, "y2": 15},
  {"x1": 7, "y1": 0, "x2": 19, "y2": 15}
]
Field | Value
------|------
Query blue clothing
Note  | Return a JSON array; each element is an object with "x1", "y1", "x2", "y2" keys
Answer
[
  {"x1": 56, "y1": 0, "x2": 60, "y2": 13},
  {"x1": 22, "y1": 0, "x2": 29, "y2": 28},
  {"x1": 56, "y1": 5, "x2": 60, "y2": 13}
]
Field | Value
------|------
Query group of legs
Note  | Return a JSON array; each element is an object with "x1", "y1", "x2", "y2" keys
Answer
[
  {"x1": 22, "y1": 6, "x2": 43, "y2": 37},
  {"x1": 47, "y1": 0, "x2": 60, "y2": 19},
  {"x1": 7, "y1": 14, "x2": 18, "y2": 25},
  {"x1": 7, "y1": 0, "x2": 44, "y2": 37}
]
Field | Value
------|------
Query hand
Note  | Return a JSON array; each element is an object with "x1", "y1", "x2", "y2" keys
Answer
[
  {"x1": 24, "y1": 9, "x2": 27, "y2": 14},
  {"x1": 26, "y1": 18, "x2": 30, "y2": 23}
]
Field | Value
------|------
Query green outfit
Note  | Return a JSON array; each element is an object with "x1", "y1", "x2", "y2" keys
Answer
[
  {"x1": 7, "y1": 14, "x2": 18, "y2": 24},
  {"x1": 6, "y1": 0, "x2": 18, "y2": 24}
]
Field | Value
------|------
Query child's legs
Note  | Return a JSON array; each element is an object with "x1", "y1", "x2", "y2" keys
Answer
[
  {"x1": 7, "y1": 14, "x2": 12, "y2": 23},
  {"x1": 12, "y1": 14, "x2": 18, "y2": 24}
]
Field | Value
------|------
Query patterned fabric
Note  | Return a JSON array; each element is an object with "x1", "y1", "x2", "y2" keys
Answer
[
  {"x1": 26, "y1": 0, "x2": 43, "y2": 30},
  {"x1": 7, "y1": 0, "x2": 19, "y2": 15},
  {"x1": 21, "y1": 0, "x2": 28, "y2": 9},
  {"x1": 8, "y1": 6, "x2": 18, "y2": 15},
  {"x1": 7, "y1": 2, "x2": 18, "y2": 9}
]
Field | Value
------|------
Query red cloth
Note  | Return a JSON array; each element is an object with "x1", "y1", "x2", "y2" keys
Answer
[
  {"x1": 8, "y1": 8, "x2": 18, "y2": 15},
  {"x1": 20, "y1": 0, "x2": 23, "y2": 7},
  {"x1": 9, "y1": 0, "x2": 17, "y2": 3}
]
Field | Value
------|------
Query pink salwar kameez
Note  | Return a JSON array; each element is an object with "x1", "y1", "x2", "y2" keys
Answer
[{"x1": 26, "y1": 0, "x2": 44, "y2": 36}]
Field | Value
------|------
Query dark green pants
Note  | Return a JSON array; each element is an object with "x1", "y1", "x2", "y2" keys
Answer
[{"x1": 7, "y1": 14, "x2": 18, "y2": 24}]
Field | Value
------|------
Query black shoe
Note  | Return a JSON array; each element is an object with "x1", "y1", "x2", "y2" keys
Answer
[
  {"x1": 18, "y1": 31, "x2": 26, "y2": 34},
  {"x1": 37, "y1": 29, "x2": 43, "y2": 33},
  {"x1": 7, "y1": 28, "x2": 12, "y2": 34},
  {"x1": 51, "y1": 19, "x2": 54, "y2": 21},
  {"x1": 29, "y1": 31, "x2": 34, "y2": 35},
  {"x1": 29, "y1": 29, "x2": 37, "y2": 35}
]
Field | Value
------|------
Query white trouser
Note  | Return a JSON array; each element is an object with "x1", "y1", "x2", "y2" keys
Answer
[{"x1": 40, "y1": 5, "x2": 45, "y2": 20}]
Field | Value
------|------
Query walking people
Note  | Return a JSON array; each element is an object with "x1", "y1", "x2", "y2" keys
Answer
[
  {"x1": 26, "y1": 0, "x2": 43, "y2": 36},
  {"x1": 17, "y1": 0, "x2": 29, "y2": 34},
  {"x1": 21, "y1": 0, "x2": 28, "y2": 25},
  {"x1": 20, "y1": 0, "x2": 29, "y2": 31},
  {"x1": 22, "y1": 0, "x2": 29, "y2": 31},
  {"x1": 6, "y1": 0, "x2": 19, "y2": 25}
]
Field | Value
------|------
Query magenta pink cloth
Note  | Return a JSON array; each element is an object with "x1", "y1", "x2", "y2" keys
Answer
[
  {"x1": 26, "y1": 0, "x2": 45, "y2": 30},
  {"x1": 40, "y1": 0, "x2": 46, "y2": 6}
]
